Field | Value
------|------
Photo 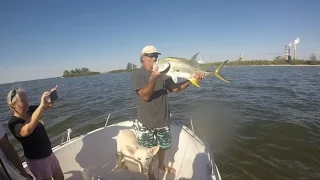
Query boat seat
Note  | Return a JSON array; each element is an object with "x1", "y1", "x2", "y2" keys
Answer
[
  {"x1": 122, "y1": 152, "x2": 157, "y2": 179},
  {"x1": 79, "y1": 153, "x2": 151, "y2": 180},
  {"x1": 116, "y1": 152, "x2": 146, "y2": 173}
]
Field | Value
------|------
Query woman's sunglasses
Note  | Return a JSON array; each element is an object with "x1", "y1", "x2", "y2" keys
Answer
[{"x1": 11, "y1": 88, "x2": 18, "y2": 102}]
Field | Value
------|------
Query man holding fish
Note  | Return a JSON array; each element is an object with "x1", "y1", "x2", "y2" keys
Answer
[{"x1": 131, "y1": 45, "x2": 229, "y2": 174}]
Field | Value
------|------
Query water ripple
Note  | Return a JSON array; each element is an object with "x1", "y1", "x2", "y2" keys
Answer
[{"x1": 0, "y1": 67, "x2": 320, "y2": 179}]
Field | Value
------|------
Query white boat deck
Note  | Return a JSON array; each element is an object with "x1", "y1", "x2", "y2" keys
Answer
[{"x1": 22, "y1": 120, "x2": 220, "y2": 180}]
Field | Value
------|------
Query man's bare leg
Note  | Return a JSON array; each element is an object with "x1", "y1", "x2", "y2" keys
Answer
[{"x1": 157, "y1": 149, "x2": 176, "y2": 173}]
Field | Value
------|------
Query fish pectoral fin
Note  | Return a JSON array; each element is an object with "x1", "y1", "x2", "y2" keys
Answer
[
  {"x1": 213, "y1": 60, "x2": 230, "y2": 83},
  {"x1": 189, "y1": 78, "x2": 200, "y2": 88},
  {"x1": 171, "y1": 75, "x2": 178, "y2": 83}
]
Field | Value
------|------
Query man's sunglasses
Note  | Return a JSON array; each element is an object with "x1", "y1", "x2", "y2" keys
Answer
[{"x1": 144, "y1": 53, "x2": 159, "y2": 58}]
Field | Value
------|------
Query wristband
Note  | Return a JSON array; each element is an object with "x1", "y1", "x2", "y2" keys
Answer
[{"x1": 149, "y1": 77, "x2": 156, "y2": 82}]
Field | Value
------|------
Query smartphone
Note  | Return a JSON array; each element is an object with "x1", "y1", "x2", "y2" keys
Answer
[{"x1": 49, "y1": 90, "x2": 58, "y2": 102}]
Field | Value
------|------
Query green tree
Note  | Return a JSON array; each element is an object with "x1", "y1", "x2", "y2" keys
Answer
[
  {"x1": 126, "y1": 63, "x2": 132, "y2": 70},
  {"x1": 310, "y1": 54, "x2": 317, "y2": 61},
  {"x1": 80, "y1": 68, "x2": 89, "y2": 73},
  {"x1": 63, "y1": 70, "x2": 70, "y2": 77},
  {"x1": 308, "y1": 54, "x2": 318, "y2": 65}
]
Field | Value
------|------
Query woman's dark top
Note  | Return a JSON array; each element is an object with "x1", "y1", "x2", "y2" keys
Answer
[{"x1": 8, "y1": 105, "x2": 52, "y2": 159}]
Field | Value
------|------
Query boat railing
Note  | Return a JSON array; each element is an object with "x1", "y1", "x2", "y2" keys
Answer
[{"x1": 51, "y1": 105, "x2": 137, "y2": 147}]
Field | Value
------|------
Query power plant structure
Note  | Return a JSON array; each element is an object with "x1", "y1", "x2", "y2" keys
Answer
[
  {"x1": 293, "y1": 37, "x2": 300, "y2": 60},
  {"x1": 238, "y1": 53, "x2": 243, "y2": 61},
  {"x1": 285, "y1": 37, "x2": 300, "y2": 64},
  {"x1": 285, "y1": 43, "x2": 292, "y2": 63}
]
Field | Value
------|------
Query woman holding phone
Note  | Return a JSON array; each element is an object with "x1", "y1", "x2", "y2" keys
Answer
[{"x1": 6, "y1": 85, "x2": 64, "y2": 180}]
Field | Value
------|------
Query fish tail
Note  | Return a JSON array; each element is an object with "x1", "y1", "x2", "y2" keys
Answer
[{"x1": 213, "y1": 60, "x2": 230, "y2": 83}]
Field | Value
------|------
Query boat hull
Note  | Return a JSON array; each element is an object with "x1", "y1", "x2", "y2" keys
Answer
[{"x1": 22, "y1": 120, "x2": 221, "y2": 180}]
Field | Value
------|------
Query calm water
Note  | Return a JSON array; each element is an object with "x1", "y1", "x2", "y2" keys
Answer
[{"x1": 0, "y1": 66, "x2": 320, "y2": 180}]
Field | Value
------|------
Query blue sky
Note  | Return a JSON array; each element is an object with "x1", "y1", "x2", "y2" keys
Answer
[{"x1": 0, "y1": 0, "x2": 319, "y2": 84}]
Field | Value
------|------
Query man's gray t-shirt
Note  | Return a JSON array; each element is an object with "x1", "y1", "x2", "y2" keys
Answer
[{"x1": 131, "y1": 67, "x2": 175, "y2": 128}]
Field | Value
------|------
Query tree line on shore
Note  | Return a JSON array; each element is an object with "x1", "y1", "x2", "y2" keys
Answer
[
  {"x1": 208, "y1": 54, "x2": 320, "y2": 66},
  {"x1": 62, "y1": 68, "x2": 100, "y2": 77},
  {"x1": 108, "y1": 62, "x2": 139, "y2": 73}
]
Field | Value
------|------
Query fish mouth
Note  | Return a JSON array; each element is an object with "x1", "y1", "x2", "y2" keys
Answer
[
  {"x1": 152, "y1": 62, "x2": 158, "y2": 71},
  {"x1": 152, "y1": 62, "x2": 170, "y2": 73},
  {"x1": 158, "y1": 63, "x2": 170, "y2": 73}
]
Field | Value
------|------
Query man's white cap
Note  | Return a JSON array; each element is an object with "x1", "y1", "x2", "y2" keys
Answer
[{"x1": 141, "y1": 45, "x2": 161, "y2": 55}]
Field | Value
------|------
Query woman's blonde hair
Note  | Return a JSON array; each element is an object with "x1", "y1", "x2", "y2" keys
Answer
[{"x1": 7, "y1": 87, "x2": 25, "y2": 111}]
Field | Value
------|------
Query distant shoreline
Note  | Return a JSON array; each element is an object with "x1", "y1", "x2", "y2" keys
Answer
[
  {"x1": 108, "y1": 69, "x2": 134, "y2": 73},
  {"x1": 62, "y1": 72, "x2": 101, "y2": 78}
]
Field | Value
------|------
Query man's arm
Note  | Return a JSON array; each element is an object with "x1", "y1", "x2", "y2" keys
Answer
[
  {"x1": 131, "y1": 68, "x2": 161, "y2": 102},
  {"x1": 167, "y1": 80, "x2": 192, "y2": 93},
  {"x1": 136, "y1": 77, "x2": 157, "y2": 101},
  {"x1": 166, "y1": 73, "x2": 204, "y2": 93},
  {"x1": 0, "y1": 134, "x2": 29, "y2": 178}
]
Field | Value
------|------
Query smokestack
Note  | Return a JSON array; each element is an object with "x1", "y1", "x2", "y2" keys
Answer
[
  {"x1": 288, "y1": 42, "x2": 292, "y2": 64},
  {"x1": 285, "y1": 45, "x2": 288, "y2": 60},
  {"x1": 294, "y1": 45, "x2": 296, "y2": 60},
  {"x1": 288, "y1": 42, "x2": 292, "y2": 56},
  {"x1": 288, "y1": 47, "x2": 291, "y2": 55},
  {"x1": 293, "y1": 37, "x2": 300, "y2": 60},
  {"x1": 238, "y1": 53, "x2": 243, "y2": 61}
]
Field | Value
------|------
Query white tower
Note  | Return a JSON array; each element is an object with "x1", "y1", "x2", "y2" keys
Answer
[
  {"x1": 293, "y1": 37, "x2": 300, "y2": 60},
  {"x1": 239, "y1": 53, "x2": 243, "y2": 61}
]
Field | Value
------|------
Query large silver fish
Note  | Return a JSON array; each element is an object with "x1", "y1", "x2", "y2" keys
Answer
[{"x1": 153, "y1": 52, "x2": 229, "y2": 87}]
